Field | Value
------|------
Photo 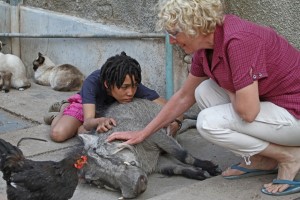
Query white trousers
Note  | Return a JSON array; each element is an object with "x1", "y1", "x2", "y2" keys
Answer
[{"x1": 195, "y1": 79, "x2": 300, "y2": 159}]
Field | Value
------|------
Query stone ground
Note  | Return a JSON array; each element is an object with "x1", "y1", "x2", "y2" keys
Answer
[{"x1": 0, "y1": 81, "x2": 299, "y2": 200}]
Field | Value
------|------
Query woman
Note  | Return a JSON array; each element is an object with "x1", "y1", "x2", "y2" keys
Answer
[
  {"x1": 108, "y1": 0, "x2": 300, "y2": 196},
  {"x1": 44, "y1": 52, "x2": 182, "y2": 142}
]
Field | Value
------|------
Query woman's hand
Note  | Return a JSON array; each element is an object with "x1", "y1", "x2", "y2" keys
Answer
[
  {"x1": 107, "y1": 130, "x2": 147, "y2": 145},
  {"x1": 96, "y1": 117, "x2": 117, "y2": 133}
]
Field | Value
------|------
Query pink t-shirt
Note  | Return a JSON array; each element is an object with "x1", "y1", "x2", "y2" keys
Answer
[{"x1": 191, "y1": 15, "x2": 300, "y2": 119}]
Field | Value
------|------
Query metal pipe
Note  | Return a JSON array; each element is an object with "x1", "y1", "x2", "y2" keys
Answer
[
  {"x1": 10, "y1": 0, "x2": 23, "y2": 57},
  {"x1": 0, "y1": 32, "x2": 165, "y2": 39},
  {"x1": 165, "y1": 34, "x2": 173, "y2": 99},
  {"x1": 10, "y1": 0, "x2": 23, "y2": 6}
]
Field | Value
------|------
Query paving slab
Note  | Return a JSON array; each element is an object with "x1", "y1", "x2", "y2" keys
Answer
[
  {"x1": 0, "y1": 81, "x2": 299, "y2": 200},
  {"x1": 0, "y1": 79, "x2": 73, "y2": 123},
  {"x1": 147, "y1": 175, "x2": 300, "y2": 200}
]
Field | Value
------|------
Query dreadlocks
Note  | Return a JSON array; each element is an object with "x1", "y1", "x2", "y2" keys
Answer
[{"x1": 99, "y1": 52, "x2": 142, "y2": 89}]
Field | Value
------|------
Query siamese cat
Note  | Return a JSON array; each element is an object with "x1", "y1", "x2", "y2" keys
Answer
[
  {"x1": 33, "y1": 52, "x2": 85, "y2": 91},
  {"x1": 0, "y1": 70, "x2": 12, "y2": 93},
  {"x1": 0, "y1": 41, "x2": 31, "y2": 91}
]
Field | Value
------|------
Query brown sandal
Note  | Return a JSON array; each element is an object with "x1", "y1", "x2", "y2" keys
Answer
[
  {"x1": 43, "y1": 112, "x2": 59, "y2": 125},
  {"x1": 48, "y1": 100, "x2": 68, "y2": 112}
]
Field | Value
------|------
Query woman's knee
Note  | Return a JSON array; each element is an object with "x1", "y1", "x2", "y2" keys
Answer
[
  {"x1": 194, "y1": 80, "x2": 212, "y2": 110},
  {"x1": 196, "y1": 109, "x2": 212, "y2": 138},
  {"x1": 196, "y1": 108, "x2": 227, "y2": 142},
  {"x1": 195, "y1": 79, "x2": 229, "y2": 110}
]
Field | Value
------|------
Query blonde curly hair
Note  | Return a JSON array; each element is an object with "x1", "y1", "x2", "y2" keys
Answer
[{"x1": 156, "y1": 0, "x2": 224, "y2": 36}]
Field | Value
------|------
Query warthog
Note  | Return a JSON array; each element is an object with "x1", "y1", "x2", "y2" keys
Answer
[{"x1": 79, "y1": 98, "x2": 221, "y2": 199}]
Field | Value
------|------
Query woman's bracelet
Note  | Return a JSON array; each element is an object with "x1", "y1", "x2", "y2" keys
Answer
[{"x1": 174, "y1": 119, "x2": 182, "y2": 130}]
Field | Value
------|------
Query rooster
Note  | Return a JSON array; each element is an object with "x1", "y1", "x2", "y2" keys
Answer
[{"x1": 0, "y1": 138, "x2": 87, "y2": 200}]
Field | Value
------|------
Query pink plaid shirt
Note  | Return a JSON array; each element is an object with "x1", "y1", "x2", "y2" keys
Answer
[{"x1": 191, "y1": 15, "x2": 300, "y2": 119}]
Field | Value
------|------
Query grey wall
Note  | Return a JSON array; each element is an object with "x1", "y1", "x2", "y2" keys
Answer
[
  {"x1": 22, "y1": 0, "x2": 159, "y2": 33},
  {"x1": 0, "y1": 2, "x2": 11, "y2": 49},
  {"x1": 0, "y1": 0, "x2": 299, "y2": 97},
  {"x1": 224, "y1": 0, "x2": 300, "y2": 49},
  {"x1": 20, "y1": 0, "x2": 300, "y2": 49},
  {"x1": 0, "y1": 2, "x2": 189, "y2": 98}
]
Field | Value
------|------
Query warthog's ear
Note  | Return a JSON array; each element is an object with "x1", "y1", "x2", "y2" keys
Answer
[
  {"x1": 38, "y1": 52, "x2": 43, "y2": 57},
  {"x1": 78, "y1": 134, "x2": 98, "y2": 150},
  {"x1": 111, "y1": 143, "x2": 135, "y2": 155}
]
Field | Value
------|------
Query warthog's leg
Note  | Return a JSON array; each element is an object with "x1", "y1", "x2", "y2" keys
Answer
[
  {"x1": 177, "y1": 119, "x2": 197, "y2": 135},
  {"x1": 157, "y1": 155, "x2": 210, "y2": 180},
  {"x1": 151, "y1": 133, "x2": 221, "y2": 176}
]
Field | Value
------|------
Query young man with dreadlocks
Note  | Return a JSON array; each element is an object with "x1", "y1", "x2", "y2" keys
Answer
[{"x1": 44, "y1": 52, "x2": 182, "y2": 142}]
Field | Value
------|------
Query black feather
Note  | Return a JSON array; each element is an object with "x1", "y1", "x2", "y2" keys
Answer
[{"x1": 0, "y1": 138, "x2": 85, "y2": 200}]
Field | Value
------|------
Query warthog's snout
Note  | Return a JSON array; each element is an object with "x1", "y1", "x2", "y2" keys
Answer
[
  {"x1": 136, "y1": 174, "x2": 147, "y2": 194},
  {"x1": 79, "y1": 133, "x2": 148, "y2": 199},
  {"x1": 118, "y1": 166, "x2": 148, "y2": 199}
]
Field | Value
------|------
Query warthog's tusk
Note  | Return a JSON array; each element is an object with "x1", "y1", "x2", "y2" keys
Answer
[{"x1": 124, "y1": 161, "x2": 130, "y2": 166}]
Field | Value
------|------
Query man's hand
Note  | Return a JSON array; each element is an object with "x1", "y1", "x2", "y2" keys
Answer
[
  {"x1": 166, "y1": 121, "x2": 181, "y2": 137},
  {"x1": 96, "y1": 117, "x2": 117, "y2": 133},
  {"x1": 107, "y1": 130, "x2": 147, "y2": 145}
]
